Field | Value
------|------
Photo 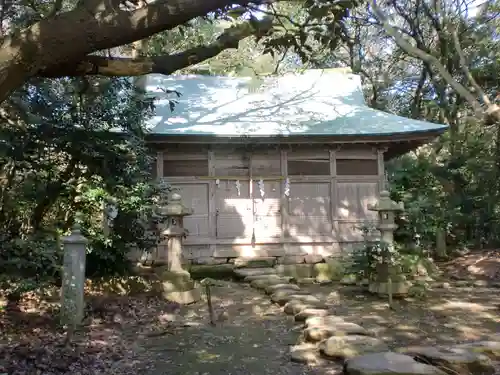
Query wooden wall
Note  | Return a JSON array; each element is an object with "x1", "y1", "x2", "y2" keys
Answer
[{"x1": 154, "y1": 144, "x2": 384, "y2": 262}]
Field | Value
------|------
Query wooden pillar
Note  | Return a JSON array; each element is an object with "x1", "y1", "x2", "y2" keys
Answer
[
  {"x1": 208, "y1": 149, "x2": 216, "y2": 256},
  {"x1": 329, "y1": 149, "x2": 337, "y2": 225},
  {"x1": 156, "y1": 151, "x2": 164, "y2": 180},
  {"x1": 376, "y1": 148, "x2": 387, "y2": 192},
  {"x1": 280, "y1": 149, "x2": 289, "y2": 242}
]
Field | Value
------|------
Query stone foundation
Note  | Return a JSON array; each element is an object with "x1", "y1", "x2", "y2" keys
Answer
[
  {"x1": 154, "y1": 267, "x2": 202, "y2": 305},
  {"x1": 130, "y1": 248, "x2": 355, "y2": 283},
  {"x1": 185, "y1": 256, "x2": 347, "y2": 283}
]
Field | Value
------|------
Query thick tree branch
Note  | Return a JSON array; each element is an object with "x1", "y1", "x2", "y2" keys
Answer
[
  {"x1": 38, "y1": 17, "x2": 274, "y2": 77},
  {"x1": 370, "y1": 0, "x2": 484, "y2": 117},
  {"x1": 0, "y1": 0, "x2": 258, "y2": 103},
  {"x1": 451, "y1": 27, "x2": 491, "y2": 106}
]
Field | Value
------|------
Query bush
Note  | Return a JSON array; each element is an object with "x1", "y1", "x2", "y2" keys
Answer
[{"x1": 0, "y1": 234, "x2": 62, "y2": 282}]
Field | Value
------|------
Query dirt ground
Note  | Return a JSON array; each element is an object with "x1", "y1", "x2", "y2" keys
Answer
[
  {"x1": 438, "y1": 249, "x2": 500, "y2": 281},
  {"x1": 303, "y1": 283, "x2": 500, "y2": 347},
  {"x1": 1, "y1": 276, "x2": 499, "y2": 375}
]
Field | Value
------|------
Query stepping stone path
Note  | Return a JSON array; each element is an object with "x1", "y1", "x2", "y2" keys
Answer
[
  {"x1": 233, "y1": 266, "x2": 500, "y2": 374},
  {"x1": 345, "y1": 352, "x2": 447, "y2": 375},
  {"x1": 399, "y1": 346, "x2": 496, "y2": 375},
  {"x1": 319, "y1": 335, "x2": 389, "y2": 360}
]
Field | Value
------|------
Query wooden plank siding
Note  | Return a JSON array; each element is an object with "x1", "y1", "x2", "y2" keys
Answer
[{"x1": 154, "y1": 145, "x2": 382, "y2": 259}]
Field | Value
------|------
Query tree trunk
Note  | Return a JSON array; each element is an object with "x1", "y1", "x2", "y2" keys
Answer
[
  {"x1": 435, "y1": 228, "x2": 447, "y2": 260},
  {"x1": 0, "y1": 0, "x2": 245, "y2": 102}
]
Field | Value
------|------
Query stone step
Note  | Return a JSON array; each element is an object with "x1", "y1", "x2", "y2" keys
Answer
[
  {"x1": 272, "y1": 292, "x2": 321, "y2": 306},
  {"x1": 289, "y1": 343, "x2": 321, "y2": 364},
  {"x1": 283, "y1": 300, "x2": 328, "y2": 316},
  {"x1": 344, "y1": 352, "x2": 446, "y2": 375},
  {"x1": 234, "y1": 257, "x2": 276, "y2": 269},
  {"x1": 264, "y1": 283, "x2": 300, "y2": 295},
  {"x1": 303, "y1": 321, "x2": 371, "y2": 342},
  {"x1": 250, "y1": 277, "x2": 293, "y2": 290},
  {"x1": 294, "y1": 308, "x2": 330, "y2": 322},
  {"x1": 233, "y1": 267, "x2": 277, "y2": 279},
  {"x1": 319, "y1": 335, "x2": 389, "y2": 361},
  {"x1": 398, "y1": 345, "x2": 496, "y2": 375},
  {"x1": 243, "y1": 274, "x2": 282, "y2": 283}
]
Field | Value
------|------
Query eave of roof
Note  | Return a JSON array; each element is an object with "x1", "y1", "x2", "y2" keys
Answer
[{"x1": 144, "y1": 69, "x2": 448, "y2": 138}]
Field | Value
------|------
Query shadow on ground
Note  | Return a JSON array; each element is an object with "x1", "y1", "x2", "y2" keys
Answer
[
  {"x1": 1, "y1": 280, "x2": 499, "y2": 375},
  {"x1": 303, "y1": 283, "x2": 500, "y2": 348}
]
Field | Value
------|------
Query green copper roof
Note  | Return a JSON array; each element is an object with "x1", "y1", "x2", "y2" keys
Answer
[{"x1": 144, "y1": 69, "x2": 448, "y2": 137}]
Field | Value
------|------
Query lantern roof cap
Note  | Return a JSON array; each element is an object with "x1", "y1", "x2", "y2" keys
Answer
[
  {"x1": 368, "y1": 190, "x2": 404, "y2": 212},
  {"x1": 157, "y1": 193, "x2": 194, "y2": 217}
]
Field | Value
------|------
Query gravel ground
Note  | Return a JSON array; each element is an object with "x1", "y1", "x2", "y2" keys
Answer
[
  {"x1": 301, "y1": 283, "x2": 500, "y2": 347},
  {"x1": 1, "y1": 280, "x2": 499, "y2": 375},
  {"x1": 123, "y1": 281, "x2": 340, "y2": 375}
]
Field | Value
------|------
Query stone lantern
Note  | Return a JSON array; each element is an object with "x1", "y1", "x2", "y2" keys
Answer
[
  {"x1": 155, "y1": 192, "x2": 201, "y2": 304},
  {"x1": 367, "y1": 190, "x2": 409, "y2": 297}
]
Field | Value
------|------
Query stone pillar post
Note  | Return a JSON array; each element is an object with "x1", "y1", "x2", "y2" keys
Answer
[
  {"x1": 60, "y1": 218, "x2": 88, "y2": 327},
  {"x1": 367, "y1": 191, "x2": 410, "y2": 297},
  {"x1": 155, "y1": 193, "x2": 201, "y2": 304}
]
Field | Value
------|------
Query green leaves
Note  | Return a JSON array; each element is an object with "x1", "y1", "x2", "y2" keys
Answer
[{"x1": 0, "y1": 75, "x2": 158, "y2": 280}]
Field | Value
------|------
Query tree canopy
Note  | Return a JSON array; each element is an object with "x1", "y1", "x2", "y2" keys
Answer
[{"x1": 0, "y1": 0, "x2": 359, "y2": 103}]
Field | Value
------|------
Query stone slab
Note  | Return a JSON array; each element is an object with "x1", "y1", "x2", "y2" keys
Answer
[
  {"x1": 454, "y1": 341, "x2": 500, "y2": 361},
  {"x1": 270, "y1": 290, "x2": 321, "y2": 305},
  {"x1": 190, "y1": 257, "x2": 228, "y2": 265},
  {"x1": 234, "y1": 267, "x2": 276, "y2": 279},
  {"x1": 304, "y1": 322, "x2": 370, "y2": 342},
  {"x1": 305, "y1": 315, "x2": 345, "y2": 328},
  {"x1": 244, "y1": 274, "x2": 282, "y2": 283},
  {"x1": 264, "y1": 283, "x2": 300, "y2": 295},
  {"x1": 234, "y1": 257, "x2": 276, "y2": 269},
  {"x1": 283, "y1": 300, "x2": 328, "y2": 316},
  {"x1": 295, "y1": 308, "x2": 330, "y2": 322},
  {"x1": 319, "y1": 335, "x2": 389, "y2": 360},
  {"x1": 295, "y1": 277, "x2": 317, "y2": 285},
  {"x1": 290, "y1": 343, "x2": 321, "y2": 364},
  {"x1": 399, "y1": 346, "x2": 495, "y2": 375},
  {"x1": 270, "y1": 289, "x2": 311, "y2": 305},
  {"x1": 278, "y1": 255, "x2": 307, "y2": 265},
  {"x1": 345, "y1": 352, "x2": 446, "y2": 375},
  {"x1": 250, "y1": 277, "x2": 293, "y2": 290}
]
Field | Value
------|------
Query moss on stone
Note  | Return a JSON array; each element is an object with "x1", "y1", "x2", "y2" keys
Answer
[
  {"x1": 275, "y1": 264, "x2": 315, "y2": 279},
  {"x1": 188, "y1": 264, "x2": 235, "y2": 280},
  {"x1": 314, "y1": 258, "x2": 345, "y2": 282}
]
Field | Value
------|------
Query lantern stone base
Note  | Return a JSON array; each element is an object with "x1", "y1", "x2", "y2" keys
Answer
[
  {"x1": 368, "y1": 280, "x2": 412, "y2": 297},
  {"x1": 155, "y1": 269, "x2": 202, "y2": 305}
]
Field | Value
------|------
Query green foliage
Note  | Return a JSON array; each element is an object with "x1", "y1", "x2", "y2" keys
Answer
[
  {"x1": 0, "y1": 234, "x2": 61, "y2": 280},
  {"x1": 344, "y1": 223, "x2": 439, "y2": 283},
  {"x1": 343, "y1": 225, "x2": 380, "y2": 280},
  {"x1": 343, "y1": 243, "x2": 375, "y2": 281},
  {"x1": 0, "y1": 76, "x2": 158, "y2": 283},
  {"x1": 389, "y1": 123, "x2": 500, "y2": 250}
]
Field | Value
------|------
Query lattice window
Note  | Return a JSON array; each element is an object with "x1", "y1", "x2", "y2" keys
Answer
[
  {"x1": 251, "y1": 152, "x2": 281, "y2": 176},
  {"x1": 288, "y1": 158, "x2": 330, "y2": 176},
  {"x1": 214, "y1": 153, "x2": 250, "y2": 177},
  {"x1": 336, "y1": 159, "x2": 378, "y2": 176},
  {"x1": 163, "y1": 159, "x2": 209, "y2": 177}
]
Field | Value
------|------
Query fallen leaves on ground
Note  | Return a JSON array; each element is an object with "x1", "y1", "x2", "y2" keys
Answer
[{"x1": 0, "y1": 288, "x2": 181, "y2": 375}]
